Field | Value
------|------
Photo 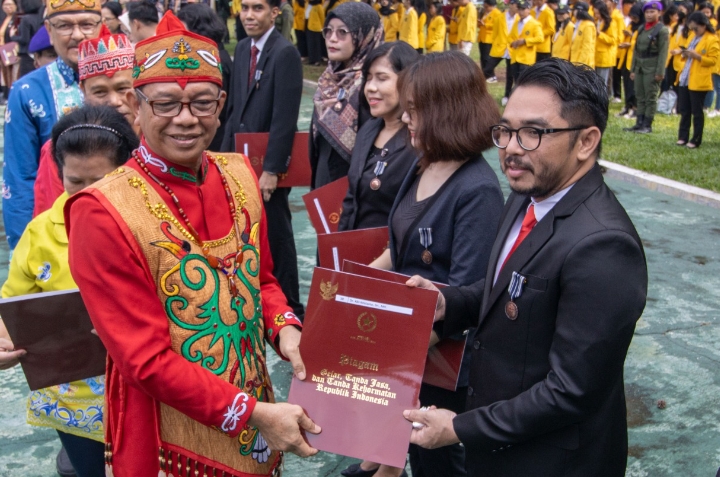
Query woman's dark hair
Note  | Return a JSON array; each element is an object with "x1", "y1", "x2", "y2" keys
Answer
[
  {"x1": 629, "y1": 2, "x2": 644, "y2": 30},
  {"x1": 593, "y1": 1, "x2": 611, "y2": 31},
  {"x1": 516, "y1": 58, "x2": 608, "y2": 155},
  {"x1": 413, "y1": 0, "x2": 428, "y2": 17},
  {"x1": 127, "y1": 0, "x2": 159, "y2": 25},
  {"x1": 102, "y1": 2, "x2": 123, "y2": 19},
  {"x1": 662, "y1": 4, "x2": 677, "y2": 24},
  {"x1": 52, "y1": 105, "x2": 139, "y2": 174},
  {"x1": 671, "y1": 9, "x2": 686, "y2": 34},
  {"x1": 398, "y1": 51, "x2": 500, "y2": 165},
  {"x1": 687, "y1": 10, "x2": 716, "y2": 33},
  {"x1": 697, "y1": 1, "x2": 714, "y2": 12},
  {"x1": 177, "y1": 3, "x2": 228, "y2": 46},
  {"x1": 19, "y1": 0, "x2": 41, "y2": 14},
  {"x1": 573, "y1": 2, "x2": 594, "y2": 21},
  {"x1": 296, "y1": 0, "x2": 305, "y2": 8},
  {"x1": 360, "y1": 41, "x2": 420, "y2": 111}
]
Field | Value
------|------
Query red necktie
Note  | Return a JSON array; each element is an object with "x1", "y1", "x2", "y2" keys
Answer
[
  {"x1": 248, "y1": 45, "x2": 259, "y2": 88},
  {"x1": 501, "y1": 204, "x2": 537, "y2": 271}
]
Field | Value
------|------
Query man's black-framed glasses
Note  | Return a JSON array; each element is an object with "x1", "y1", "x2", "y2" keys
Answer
[
  {"x1": 48, "y1": 19, "x2": 102, "y2": 37},
  {"x1": 491, "y1": 124, "x2": 589, "y2": 152},
  {"x1": 136, "y1": 89, "x2": 221, "y2": 118}
]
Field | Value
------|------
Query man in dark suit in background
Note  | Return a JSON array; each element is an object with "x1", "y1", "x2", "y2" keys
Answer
[
  {"x1": 404, "y1": 59, "x2": 648, "y2": 476},
  {"x1": 222, "y1": 0, "x2": 305, "y2": 318}
]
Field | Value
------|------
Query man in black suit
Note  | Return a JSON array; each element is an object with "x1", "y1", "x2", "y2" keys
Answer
[
  {"x1": 222, "y1": 0, "x2": 304, "y2": 318},
  {"x1": 404, "y1": 59, "x2": 648, "y2": 476}
]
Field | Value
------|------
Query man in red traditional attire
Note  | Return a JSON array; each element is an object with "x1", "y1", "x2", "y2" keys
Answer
[{"x1": 66, "y1": 11, "x2": 319, "y2": 477}]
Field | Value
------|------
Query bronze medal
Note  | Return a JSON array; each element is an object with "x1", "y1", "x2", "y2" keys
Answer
[
  {"x1": 334, "y1": 102, "x2": 343, "y2": 111},
  {"x1": 505, "y1": 301, "x2": 518, "y2": 320},
  {"x1": 422, "y1": 249, "x2": 433, "y2": 264},
  {"x1": 370, "y1": 177, "x2": 381, "y2": 190}
]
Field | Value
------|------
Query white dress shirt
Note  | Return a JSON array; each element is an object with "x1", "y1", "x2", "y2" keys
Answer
[{"x1": 251, "y1": 26, "x2": 275, "y2": 65}]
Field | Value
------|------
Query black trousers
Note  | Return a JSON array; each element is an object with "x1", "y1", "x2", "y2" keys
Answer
[
  {"x1": 307, "y1": 30, "x2": 323, "y2": 64},
  {"x1": 621, "y1": 63, "x2": 636, "y2": 109},
  {"x1": 677, "y1": 87, "x2": 708, "y2": 146},
  {"x1": 295, "y1": 28, "x2": 308, "y2": 57},
  {"x1": 510, "y1": 62, "x2": 528, "y2": 84},
  {"x1": 265, "y1": 187, "x2": 305, "y2": 318},
  {"x1": 408, "y1": 384, "x2": 468, "y2": 477},
  {"x1": 504, "y1": 58, "x2": 514, "y2": 97},
  {"x1": 663, "y1": 64, "x2": 678, "y2": 93},
  {"x1": 482, "y1": 55, "x2": 502, "y2": 80},
  {"x1": 535, "y1": 52, "x2": 551, "y2": 62},
  {"x1": 56, "y1": 431, "x2": 105, "y2": 477},
  {"x1": 612, "y1": 64, "x2": 623, "y2": 99},
  {"x1": 479, "y1": 42, "x2": 492, "y2": 70}
]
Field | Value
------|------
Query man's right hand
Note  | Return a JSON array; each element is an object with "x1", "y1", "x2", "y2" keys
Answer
[
  {"x1": 248, "y1": 402, "x2": 321, "y2": 457},
  {"x1": 0, "y1": 337, "x2": 25, "y2": 370},
  {"x1": 405, "y1": 275, "x2": 445, "y2": 322}
]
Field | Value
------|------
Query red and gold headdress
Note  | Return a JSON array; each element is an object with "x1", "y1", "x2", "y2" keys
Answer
[
  {"x1": 78, "y1": 25, "x2": 134, "y2": 82},
  {"x1": 132, "y1": 11, "x2": 223, "y2": 89},
  {"x1": 46, "y1": 0, "x2": 102, "y2": 19}
]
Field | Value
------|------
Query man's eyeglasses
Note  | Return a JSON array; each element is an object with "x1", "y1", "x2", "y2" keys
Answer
[
  {"x1": 491, "y1": 124, "x2": 589, "y2": 152},
  {"x1": 136, "y1": 89, "x2": 221, "y2": 118},
  {"x1": 322, "y1": 27, "x2": 351, "y2": 40},
  {"x1": 48, "y1": 19, "x2": 102, "y2": 37}
]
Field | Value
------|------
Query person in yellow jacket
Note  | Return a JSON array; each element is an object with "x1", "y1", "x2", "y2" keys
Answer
[
  {"x1": 608, "y1": 0, "x2": 626, "y2": 102},
  {"x1": 457, "y1": 0, "x2": 477, "y2": 55},
  {"x1": 570, "y1": 1, "x2": 597, "y2": 67},
  {"x1": 552, "y1": 6, "x2": 574, "y2": 59},
  {"x1": 416, "y1": 0, "x2": 428, "y2": 53},
  {"x1": 508, "y1": 0, "x2": 543, "y2": 80},
  {"x1": 448, "y1": 0, "x2": 464, "y2": 50},
  {"x1": 483, "y1": 0, "x2": 517, "y2": 97},
  {"x1": 666, "y1": 9, "x2": 690, "y2": 93},
  {"x1": 379, "y1": 0, "x2": 400, "y2": 42},
  {"x1": 307, "y1": 0, "x2": 325, "y2": 65},
  {"x1": 675, "y1": 12, "x2": 719, "y2": 147},
  {"x1": 0, "y1": 105, "x2": 138, "y2": 477},
  {"x1": 293, "y1": 0, "x2": 308, "y2": 58},
  {"x1": 616, "y1": 2, "x2": 644, "y2": 118},
  {"x1": 478, "y1": 0, "x2": 500, "y2": 72},
  {"x1": 707, "y1": 5, "x2": 720, "y2": 117},
  {"x1": 594, "y1": 0, "x2": 618, "y2": 84},
  {"x1": 425, "y1": 1, "x2": 446, "y2": 51},
  {"x1": 531, "y1": 0, "x2": 556, "y2": 61},
  {"x1": 399, "y1": 0, "x2": 419, "y2": 49}
]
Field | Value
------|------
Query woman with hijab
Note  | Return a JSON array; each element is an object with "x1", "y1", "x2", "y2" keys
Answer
[{"x1": 309, "y1": 1, "x2": 384, "y2": 190}]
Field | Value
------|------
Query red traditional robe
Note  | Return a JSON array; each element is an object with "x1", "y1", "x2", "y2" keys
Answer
[
  {"x1": 33, "y1": 140, "x2": 64, "y2": 218},
  {"x1": 66, "y1": 139, "x2": 301, "y2": 476}
]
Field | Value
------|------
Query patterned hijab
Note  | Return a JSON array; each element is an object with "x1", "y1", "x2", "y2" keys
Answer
[{"x1": 313, "y1": 2, "x2": 384, "y2": 162}]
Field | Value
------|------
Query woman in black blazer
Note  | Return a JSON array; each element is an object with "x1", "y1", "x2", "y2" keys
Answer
[
  {"x1": 338, "y1": 41, "x2": 420, "y2": 232},
  {"x1": 370, "y1": 52, "x2": 504, "y2": 477}
]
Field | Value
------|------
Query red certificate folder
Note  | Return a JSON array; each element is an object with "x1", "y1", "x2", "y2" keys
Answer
[
  {"x1": 302, "y1": 176, "x2": 349, "y2": 235},
  {"x1": 288, "y1": 267, "x2": 439, "y2": 467},
  {"x1": 0, "y1": 289, "x2": 107, "y2": 391},
  {"x1": 341, "y1": 261, "x2": 466, "y2": 391},
  {"x1": 234, "y1": 132, "x2": 311, "y2": 187},
  {"x1": 317, "y1": 227, "x2": 389, "y2": 271},
  {"x1": 0, "y1": 42, "x2": 19, "y2": 66}
]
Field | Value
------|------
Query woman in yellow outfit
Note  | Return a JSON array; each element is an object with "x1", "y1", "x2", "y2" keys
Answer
[
  {"x1": 379, "y1": 0, "x2": 400, "y2": 42},
  {"x1": 552, "y1": 6, "x2": 574, "y2": 59},
  {"x1": 425, "y1": 1, "x2": 446, "y2": 52},
  {"x1": 666, "y1": 9, "x2": 690, "y2": 93},
  {"x1": 307, "y1": 0, "x2": 325, "y2": 65},
  {"x1": 415, "y1": 0, "x2": 428, "y2": 54},
  {"x1": 456, "y1": 0, "x2": 477, "y2": 55},
  {"x1": 617, "y1": 2, "x2": 644, "y2": 118},
  {"x1": 399, "y1": 0, "x2": 419, "y2": 49},
  {"x1": 0, "y1": 105, "x2": 138, "y2": 476},
  {"x1": 593, "y1": 0, "x2": 618, "y2": 84},
  {"x1": 570, "y1": 1, "x2": 597, "y2": 67},
  {"x1": 293, "y1": 0, "x2": 308, "y2": 58},
  {"x1": 675, "y1": 11, "x2": 719, "y2": 148},
  {"x1": 448, "y1": 0, "x2": 464, "y2": 50}
]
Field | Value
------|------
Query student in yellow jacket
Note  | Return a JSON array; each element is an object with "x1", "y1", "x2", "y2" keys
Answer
[
  {"x1": 478, "y1": 0, "x2": 501, "y2": 71},
  {"x1": 483, "y1": 0, "x2": 517, "y2": 85},
  {"x1": 379, "y1": 0, "x2": 400, "y2": 41},
  {"x1": 666, "y1": 11, "x2": 691, "y2": 89},
  {"x1": 570, "y1": 1, "x2": 597, "y2": 67},
  {"x1": 426, "y1": 1, "x2": 447, "y2": 51},
  {"x1": 307, "y1": 0, "x2": 325, "y2": 65},
  {"x1": 616, "y1": 3, "x2": 643, "y2": 117},
  {"x1": 608, "y1": 0, "x2": 626, "y2": 101},
  {"x1": 416, "y1": 0, "x2": 428, "y2": 53},
  {"x1": 293, "y1": 0, "x2": 308, "y2": 58},
  {"x1": 399, "y1": 0, "x2": 420, "y2": 48},
  {"x1": 531, "y1": 0, "x2": 556, "y2": 61},
  {"x1": 676, "y1": 12, "x2": 719, "y2": 148},
  {"x1": 552, "y1": 6, "x2": 574, "y2": 59},
  {"x1": 457, "y1": 0, "x2": 477, "y2": 55},
  {"x1": 508, "y1": 0, "x2": 543, "y2": 80},
  {"x1": 594, "y1": 1, "x2": 618, "y2": 83},
  {"x1": 448, "y1": 0, "x2": 464, "y2": 50}
]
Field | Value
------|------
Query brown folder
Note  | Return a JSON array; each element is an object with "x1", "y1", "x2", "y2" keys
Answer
[
  {"x1": 302, "y1": 176, "x2": 349, "y2": 235},
  {"x1": 233, "y1": 132, "x2": 311, "y2": 187},
  {"x1": 0, "y1": 42, "x2": 19, "y2": 67},
  {"x1": 341, "y1": 261, "x2": 466, "y2": 391},
  {"x1": 317, "y1": 227, "x2": 389, "y2": 271},
  {"x1": 288, "y1": 267, "x2": 439, "y2": 467},
  {"x1": 0, "y1": 289, "x2": 106, "y2": 391}
]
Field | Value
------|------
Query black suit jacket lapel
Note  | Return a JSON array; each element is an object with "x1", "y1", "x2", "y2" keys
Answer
[
  {"x1": 236, "y1": 42, "x2": 250, "y2": 109},
  {"x1": 348, "y1": 118, "x2": 384, "y2": 196}
]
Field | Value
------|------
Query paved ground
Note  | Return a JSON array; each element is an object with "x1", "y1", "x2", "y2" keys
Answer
[{"x1": 1, "y1": 94, "x2": 720, "y2": 476}]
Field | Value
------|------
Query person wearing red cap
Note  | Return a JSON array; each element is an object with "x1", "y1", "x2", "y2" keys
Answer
[
  {"x1": 65, "y1": 11, "x2": 319, "y2": 477},
  {"x1": 32, "y1": 25, "x2": 137, "y2": 217}
]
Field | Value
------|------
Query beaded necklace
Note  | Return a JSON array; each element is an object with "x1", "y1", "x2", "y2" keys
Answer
[{"x1": 133, "y1": 151, "x2": 246, "y2": 298}]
